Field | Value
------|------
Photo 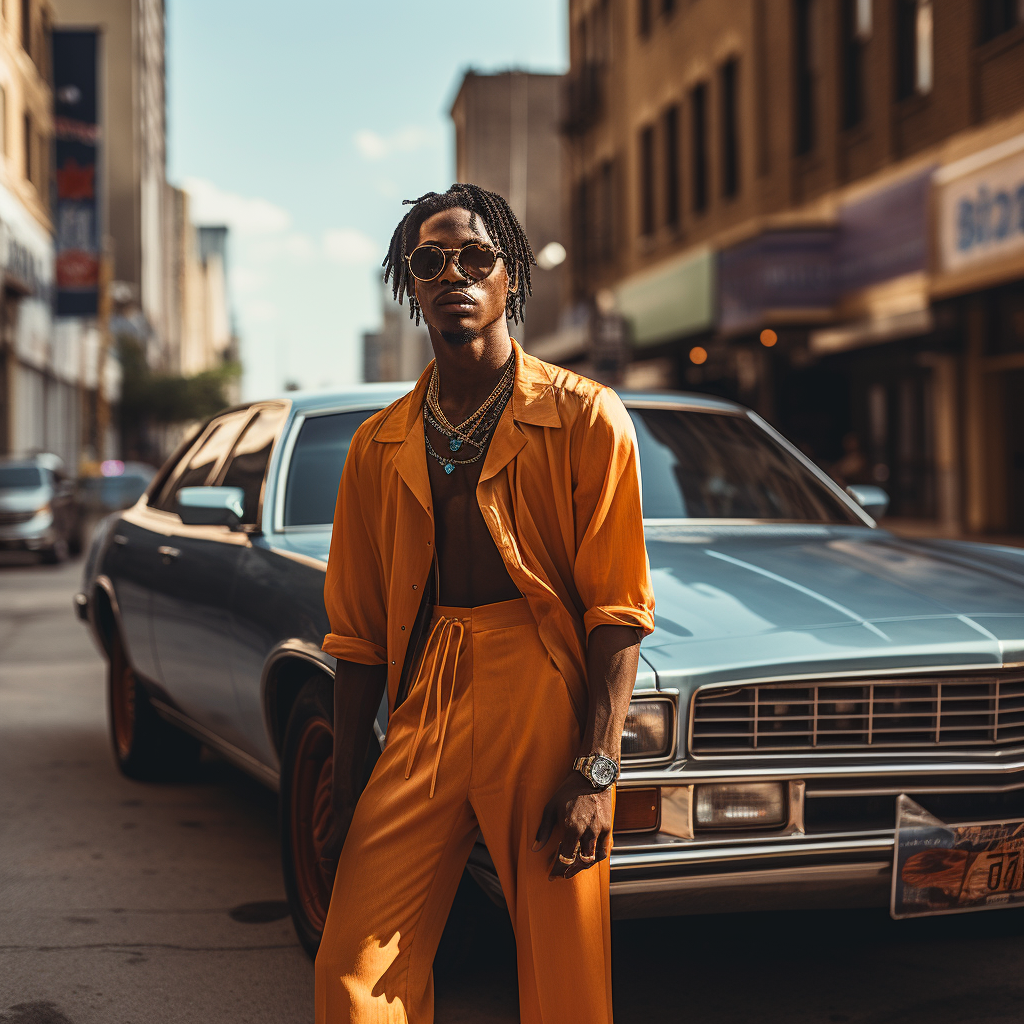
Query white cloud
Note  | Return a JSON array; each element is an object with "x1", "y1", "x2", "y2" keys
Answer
[
  {"x1": 323, "y1": 227, "x2": 379, "y2": 265},
  {"x1": 246, "y1": 299, "x2": 279, "y2": 323},
  {"x1": 282, "y1": 232, "x2": 317, "y2": 261},
  {"x1": 231, "y1": 266, "x2": 267, "y2": 294},
  {"x1": 182, "y1": 176, "x2": 291, "y2": 235},
  {"x1": 354, "y1": 126, "x2": 434, "y2": 161}
]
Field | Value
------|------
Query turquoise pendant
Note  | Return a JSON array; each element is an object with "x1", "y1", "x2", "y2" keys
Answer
[
  {"x1": 444, "y1": 462, "x2": 455, "y2": 475},
  {"x1": 449, "y1": 437, "x2": 462, "y2": 452}
]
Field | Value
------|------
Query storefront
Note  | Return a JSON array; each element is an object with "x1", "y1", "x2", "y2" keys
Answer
[{"x1": 932, "y1": 132, "x2": 1024, "y2": 535}]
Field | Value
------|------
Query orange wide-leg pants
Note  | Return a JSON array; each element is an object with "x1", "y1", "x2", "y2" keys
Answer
[{"x1": 314, "y1": 598, "x2": 613, "y2": 1023}]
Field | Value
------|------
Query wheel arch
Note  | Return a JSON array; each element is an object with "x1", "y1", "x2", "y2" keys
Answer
[
  {"x1": 90, "y1": 576, "x2": 121, "y2": 659},
  {"x1": 261, "y1": 641, "x2": 336, "y2": 762}
]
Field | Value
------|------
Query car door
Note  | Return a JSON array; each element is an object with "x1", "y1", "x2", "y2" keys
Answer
[{"x1": 146, "y1": 408, "x2": 254, "y2": 746}]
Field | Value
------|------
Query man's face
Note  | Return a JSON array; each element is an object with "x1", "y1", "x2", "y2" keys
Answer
[{"x1": 412, "y1": 207, "x2": 510, "y2": 345}]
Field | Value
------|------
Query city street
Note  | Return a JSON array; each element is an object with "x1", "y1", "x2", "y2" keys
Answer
[{"x1": 4, "y1": 555, "x2": 1024, "y2": 1024}]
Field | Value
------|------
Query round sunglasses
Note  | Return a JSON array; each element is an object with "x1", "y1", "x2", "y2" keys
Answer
[{"x1": 406, "y1": 242, "x2": 506, "y2": 283}]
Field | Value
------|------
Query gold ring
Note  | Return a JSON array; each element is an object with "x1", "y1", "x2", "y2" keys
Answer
[
  {"x1": 557, "y1": 851, "x2": 576, "y2": 865},
  {"x1": 578, "y1": 852, "x2": 596, "y2": 863}
]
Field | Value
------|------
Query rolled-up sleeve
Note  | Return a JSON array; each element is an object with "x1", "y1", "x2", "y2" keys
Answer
[
  {"x1": 322, "y1": 425, "x2": 388, "y2": 665},
  {"x1": 571, "y1": 388, "x2": 655, "y2": 640}
]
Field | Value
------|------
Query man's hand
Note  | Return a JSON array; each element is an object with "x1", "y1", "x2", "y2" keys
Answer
[
  {"x1": 533, "y1": 772, "x2": 613, "y2": 880},
  {"x1": 318, "y1": 799, "x2": 357, "y2": 882}
]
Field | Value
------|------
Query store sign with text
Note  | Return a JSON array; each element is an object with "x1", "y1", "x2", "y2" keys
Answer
[
  {"x1": 937, "y1": 135, "x2": 1024, "y2": 276},
  {"x1": 53, "y1": 30, "x2": 100, "y2": 316}
]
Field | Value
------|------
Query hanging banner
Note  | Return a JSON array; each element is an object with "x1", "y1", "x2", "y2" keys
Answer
[{"x1": 52, "y1": 30, "x2": 100, "y2": 316}]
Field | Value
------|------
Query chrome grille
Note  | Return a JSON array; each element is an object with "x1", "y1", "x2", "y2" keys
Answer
[
  {"x1": 691, "y1": 673, "x2": 1024, "y2": 755},
  {"x1": 0, "y1": 510, "x2": 36, "y2": 525}
]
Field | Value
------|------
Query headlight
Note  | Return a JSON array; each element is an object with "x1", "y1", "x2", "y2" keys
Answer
[
  {"x1": 694, "y1": 782, "x2": 787, "y2": 829},
  {"x1": 621, "y1": 698, "x2": 673, "y2": 759}
]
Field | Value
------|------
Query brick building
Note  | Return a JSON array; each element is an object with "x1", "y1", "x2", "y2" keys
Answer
[{"x1": 564, "y1": 0, "x2": 1024, "y2": 536}]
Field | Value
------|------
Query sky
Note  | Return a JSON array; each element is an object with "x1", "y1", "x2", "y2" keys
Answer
[{"x1": 166, "y1": 1, "x2": 568, "y2": 399}]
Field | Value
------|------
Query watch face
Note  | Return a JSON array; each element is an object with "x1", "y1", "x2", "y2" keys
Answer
[{"x1": 590, "y1": 756, "x2": 618, "y2": 788}]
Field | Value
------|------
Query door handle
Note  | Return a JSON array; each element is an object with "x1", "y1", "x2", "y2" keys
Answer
[
  {"x1": 158, "y1": 545, "x2": 181, "y2": 563},
  {"x1": 113, "y1": 534, "x2": 128, "y2": 546}
]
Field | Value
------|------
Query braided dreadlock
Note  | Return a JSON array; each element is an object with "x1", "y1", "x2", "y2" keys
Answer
[{"x1": 383, "y1": 183, "x2": 535, "y2": 325}]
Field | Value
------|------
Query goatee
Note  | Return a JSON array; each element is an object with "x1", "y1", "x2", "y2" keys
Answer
[{"x1": 440, "y1": 326, "x2": 477, "y2": 346}]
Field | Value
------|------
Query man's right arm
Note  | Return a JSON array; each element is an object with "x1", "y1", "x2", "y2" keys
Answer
[{"x1": 319, "y1": 659, "x2": 387, "y2": 876}]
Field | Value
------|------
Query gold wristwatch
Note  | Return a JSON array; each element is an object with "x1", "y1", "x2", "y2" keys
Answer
[{"x1": 573, "y1": 753, "x2": 619, "y2": 790}]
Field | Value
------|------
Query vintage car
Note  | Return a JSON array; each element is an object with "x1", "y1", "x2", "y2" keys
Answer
[{"x1": 76, "y1": 386, "x2": 1024, "y2": 954}]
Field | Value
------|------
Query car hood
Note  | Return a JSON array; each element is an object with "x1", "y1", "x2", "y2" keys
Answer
[
  {"x1": 276, "y1": 524, "x2": 1024, "y2": 687},
  {"x1": 641, "y1": 524, "x2": 1024, "y2": 688},
  {"x1": 0, "y1": 486, "x2": 49, "y2": 512}
]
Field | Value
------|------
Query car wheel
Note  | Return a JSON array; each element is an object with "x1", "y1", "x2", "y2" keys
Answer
[
  {"x1": 279, "y1": 676, "x2": 486, "y2": 968},
  {"x1": 280, "y1": 677, "x2": 336, "y2": 959},
  {"x1": 108, "y1": 629, "x2": 201, "y2": 780}
]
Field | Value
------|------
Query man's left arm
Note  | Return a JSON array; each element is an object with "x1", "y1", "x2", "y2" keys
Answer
[
  {"x1": 532, "y1": 624, "x2": 640, "y2": 878},
  {"x1": 532, "y1": 388, "x2": 655, "y2": 878}
]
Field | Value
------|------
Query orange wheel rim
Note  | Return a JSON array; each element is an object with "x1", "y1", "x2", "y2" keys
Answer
[
  {"x1": 112, "y1": 650, "x2": 136, "y2": 759},
  {"x1": 290, "y1": 717, "x2": 334, "y2": 932}
]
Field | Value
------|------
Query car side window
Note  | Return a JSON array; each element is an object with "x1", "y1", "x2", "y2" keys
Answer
[
  {"x1": 217, "y1": 405, "x2": 289, "y2": 525},
  {"x1": 284, "y1": 410, "x2": 373, "y2": 527},
  {"x1": 152, "y1": 410, "x2": 252, "y2": 514}
]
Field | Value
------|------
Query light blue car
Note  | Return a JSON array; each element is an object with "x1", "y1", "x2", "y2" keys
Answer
[{"x1": 77, "y1": 386, "x2": 1024, "y2": 954}]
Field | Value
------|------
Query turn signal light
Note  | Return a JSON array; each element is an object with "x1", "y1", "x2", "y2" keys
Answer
[
  {"x1": 613, "y1": 787, "x2": 660, "y2": 833},
  {"x1": 694, "y1": 782, "x2": 786, "y2": 830}
]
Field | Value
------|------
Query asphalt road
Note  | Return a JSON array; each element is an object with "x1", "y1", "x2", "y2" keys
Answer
[{"x1": 3, "y1": 554, "x2": 1024, "y2": 1024}]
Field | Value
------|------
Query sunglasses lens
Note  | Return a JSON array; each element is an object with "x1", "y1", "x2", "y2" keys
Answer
[
  {"x1": 458, "y1": 244, "x2": 497, "y2": 280},
  {"x1": 409, "y1": 246, "x2": 445, "y2": 281}
]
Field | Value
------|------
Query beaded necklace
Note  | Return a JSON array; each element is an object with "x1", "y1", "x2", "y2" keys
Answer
[{"x1": 423, "y1": 358, "x2": 514, "y2": 476}]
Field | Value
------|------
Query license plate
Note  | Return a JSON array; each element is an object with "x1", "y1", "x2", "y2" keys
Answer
[{"x1": 891, "y1": 794, "x2": 1024, "y2": 919}]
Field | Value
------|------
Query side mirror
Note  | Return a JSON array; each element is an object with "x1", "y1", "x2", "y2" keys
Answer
[
  {"x1": 846, "y1": 484, "x2": 889, "y2": 521},
  {"x1": 177, "y1": 486, "x2": 245, "y2": 529}
]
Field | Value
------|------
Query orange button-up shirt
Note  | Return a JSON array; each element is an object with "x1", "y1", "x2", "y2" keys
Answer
[{"x1": 322, "y1": 341, "x2": 655, "y2": 720}]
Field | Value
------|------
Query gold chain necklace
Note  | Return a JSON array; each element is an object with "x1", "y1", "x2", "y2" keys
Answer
[{"x1": 426, "y1": 352, "x2": 515, "y2": 452}]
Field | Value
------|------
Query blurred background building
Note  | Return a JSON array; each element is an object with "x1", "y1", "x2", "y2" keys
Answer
[
  {"x1": 557, "y1": 0, "x2": 1024, "y2": 538},
  {"x1": 0, "y1": 0, "x2": 239, "y2": 476},
  {"x1": 362, "y1": 277, "x2": 432, "y2": 383}
]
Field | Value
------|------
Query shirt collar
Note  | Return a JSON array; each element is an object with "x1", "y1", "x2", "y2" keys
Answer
[{"x1": 372, "y1": 338, "x2": 560, "y2": 444}]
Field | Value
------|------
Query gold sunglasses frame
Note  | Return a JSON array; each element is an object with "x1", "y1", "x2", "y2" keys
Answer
[{"x1": 405, "y1": 242, "x2": 507, "y2": 283}]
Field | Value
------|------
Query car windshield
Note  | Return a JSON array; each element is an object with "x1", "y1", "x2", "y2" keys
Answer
[
  {"x1": 282, "y1": 404, "x2": 862, "y2": 528},
  {"x1": 628, "y1": 407, "x2": 861, "y2": 523},
  {"x1": 0, "y1": 467, "x2": 43, "y2": 489}
]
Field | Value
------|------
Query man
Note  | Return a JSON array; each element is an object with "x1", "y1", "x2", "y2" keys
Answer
[{"x1": 317, "y1": 183, "x2": 654, "y2": 1023}]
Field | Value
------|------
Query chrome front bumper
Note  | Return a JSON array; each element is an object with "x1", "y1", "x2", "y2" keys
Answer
[
  {"x1": 0, "y1": 511, "x2": 56, "y2": 549},
  {"x1": 467, "y1": 754, "x2": 1024, "y2": 919}
]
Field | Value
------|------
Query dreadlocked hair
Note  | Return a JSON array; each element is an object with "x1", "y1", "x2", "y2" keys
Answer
[{"x1": 382, "y1": 183, "x2": 535, "y2": 325}]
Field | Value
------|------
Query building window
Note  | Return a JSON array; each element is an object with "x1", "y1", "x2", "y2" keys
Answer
[
  {"x1": 720, "y1": 58, "x2": 740, "y2": 199},
  {"x1": 979, "y1": 0, "x2": 1023, "y2": 42},
  {"x1": 23, "y1": 111, "x2": 31, "y2": 184},
  {"x1": 639, "y1": 0, "x2": 652, "y2": 37},
  {"x1": 841, "y1": 0, "x2": 867, "y2": 128},
  {"x1": 794, "y1": 0, "x2": 816, "y2": 154},
  {"x1": 896, "y1": 0, "x2": 933, "y2": 99},
  {"x1": 599, "y1": 158, "x2": 615, "y2": 262},
  {"x1": 640, "y1": 124, "x2": 655, "y2": 236},
  {"x1": 663, "y1": 105, "x2": 679, "y2": 228},
  {"x1": 691, "y1": 82, "x2": 708, "y2": 213}
]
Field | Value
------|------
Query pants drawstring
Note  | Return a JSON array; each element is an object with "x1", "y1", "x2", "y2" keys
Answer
[{"x1": 403, "y1": 616, "x2": 465, "y2": 798}]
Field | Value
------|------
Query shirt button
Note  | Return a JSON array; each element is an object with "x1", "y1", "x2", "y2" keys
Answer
[
  {"x1": 391, "y1": 660, "x2": 396, "y2": 665},
  {"x1": 412, "y1": 584, "x2": 417, "y2": 590},
  {"x1": 401, "y1": 625, "x2": 406, "y2": 630}
]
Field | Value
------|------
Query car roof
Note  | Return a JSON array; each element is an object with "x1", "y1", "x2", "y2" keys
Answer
[{"x1": 275, "y1": 384, "x2": 748, "y2": 417}]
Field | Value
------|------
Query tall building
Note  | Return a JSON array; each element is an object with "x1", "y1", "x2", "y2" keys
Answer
[
  {"x1": 565, "y1": 0, "x2": 1024, "y2": 536},
  {"x1": 52, "y1": 0, "x2": 167, "y2": 354},
  {"x1": 362, "y1": 277, "x2": 432, "y2": 383},
  {"x1": 450, "y1": 70, "x2": 568, "y2": 349},
  {"x1": 0, "y1": 0, "x2": 71, "y2": 464}
]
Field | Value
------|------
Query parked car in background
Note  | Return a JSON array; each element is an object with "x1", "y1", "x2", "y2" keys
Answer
[
  {"x1": 0, "y1": 453, "x2": 79, "y2": 562},
  {"x1": 76, "y1": 386, "x2": 1024, "y2": 957},
  {"x1": 73, "y1": 461, "x2": 157, "y2": 553}
]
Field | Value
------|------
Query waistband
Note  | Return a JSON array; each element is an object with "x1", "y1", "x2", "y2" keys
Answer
[{"x1": 432, "y1": 596, "x2": 534, "y2": 632}]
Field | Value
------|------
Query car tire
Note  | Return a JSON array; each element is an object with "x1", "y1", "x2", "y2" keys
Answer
[
  {"x1": 108, "y1": 629, "x2": 201, "y2": 781},
  {"x1": 279, "y1": 676, "x2": 486, "y2": 969}
]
